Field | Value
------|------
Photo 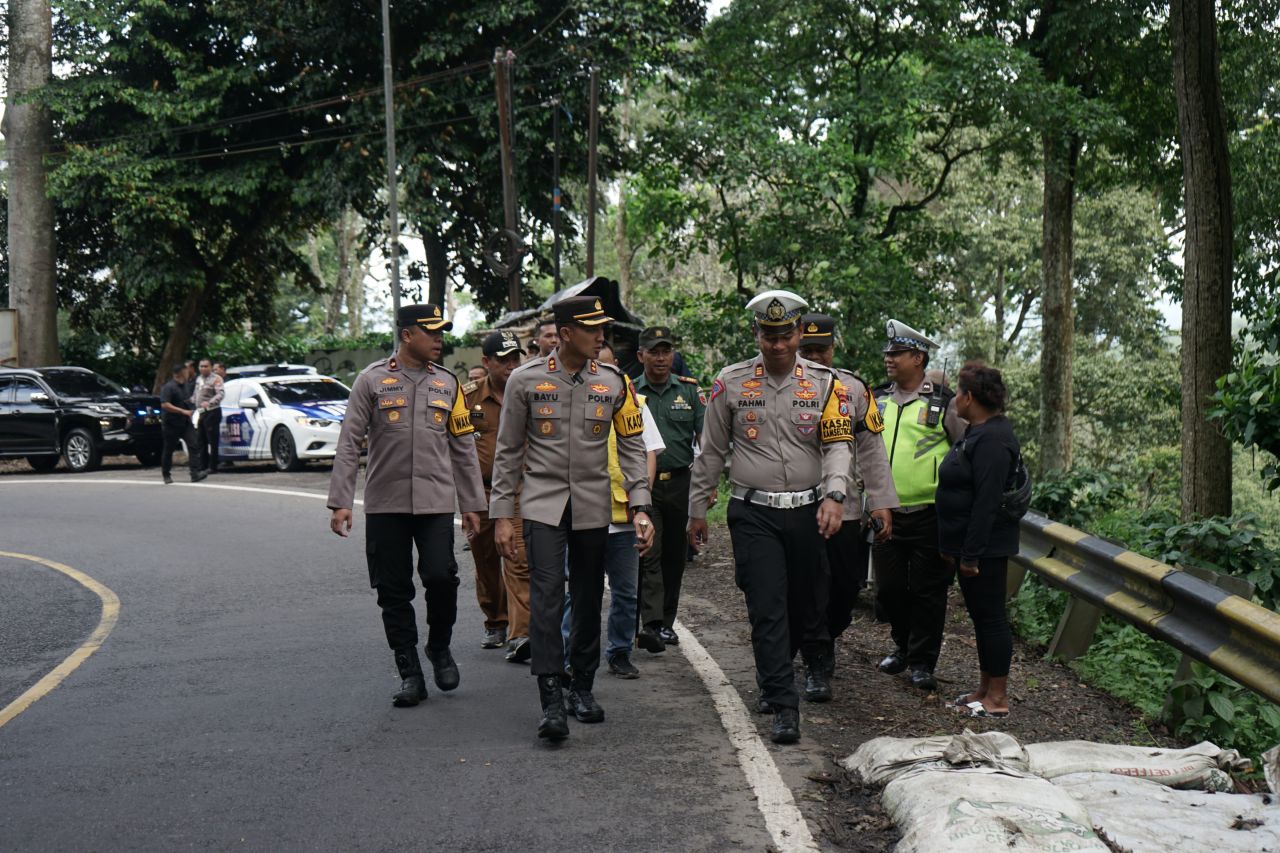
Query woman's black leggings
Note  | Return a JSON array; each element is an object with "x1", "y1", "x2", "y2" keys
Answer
[{"x1": 957, "y1": 557, "x2": 1013, "y2": 678}]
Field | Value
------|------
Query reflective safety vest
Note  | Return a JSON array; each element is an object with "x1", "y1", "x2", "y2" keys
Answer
[
  {"x1": 877, "y1": 390, "x2": 954, "y2": 508},
  {"x1": 607, "y1": 393, "x2": 647, "y2": 524}
]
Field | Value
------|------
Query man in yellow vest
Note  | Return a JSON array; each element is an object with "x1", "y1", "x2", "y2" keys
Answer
[
  {"x1": 559, "y1": 341, "x2": 664, "y2": 678},
  {"x1": 872, "y1": 319, "x2": 966, "y2": 691}
]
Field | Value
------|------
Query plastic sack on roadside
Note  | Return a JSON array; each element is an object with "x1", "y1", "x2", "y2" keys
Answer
[
  {"x1": 1025, "y1": 740, "x2": 1249, "y2": 792},
  {"x1": 1055, "y1": 771, "x2": 1280, "y2": 852},
  {"x1": 1264, "y1": 744, "x2": 1280, "y2": 795},
  {"x1": 882, "y1": 768, "x2": 1109, "y2": 853},
  {"x1": 843, "y1": 729, "x2": 1029, "y2": 786}
]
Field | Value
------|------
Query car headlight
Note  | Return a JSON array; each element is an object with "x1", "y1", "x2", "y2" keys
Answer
[
  {"x1": 90, "y1": 403, "x2": 128, "y2": 415},
  {"x1": 295, "y1": 416, "x2": 336, "y2": 428}
]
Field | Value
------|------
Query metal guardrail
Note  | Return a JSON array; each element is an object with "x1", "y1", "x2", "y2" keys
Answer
[{"x1": 1008, "y1": 511, "x2": 1280, "y2": 706}]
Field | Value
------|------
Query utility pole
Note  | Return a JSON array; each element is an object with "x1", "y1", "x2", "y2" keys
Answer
[
  {"x1": 552, "y1": 98, "x2": 563, "y2": 291},
  {"x1": 585, "y1": 66, "x2": 600, "y2": 278},
  {"x1": 380, "y1": 0, "x2": 401, "y2": 322},
  {"x1": 494, "y1": 48, "x2": 521, "y2": 310}
]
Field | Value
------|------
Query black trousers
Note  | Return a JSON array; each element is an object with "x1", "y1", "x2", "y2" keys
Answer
[
  {"x1": 161, "y1": 422, "x2": 202, "y2": 477},
  {"x1": 872, "y1": 506, "x2": 955, "y2": 670},
  {"x1": 199, "y1": 408, "x2": 221, "y2": 470},
  {"x1": 364, "y1": 513, "x2": 458, "y2": 653},
  {"x1": 957, "y1": 557, "x2": 1013, "y2": 677},
  {"x1": 525, "y1": 505, "x2": 608, "y2": 680},
  {"x1": 726, "y1": 498, "x2": 829, "y2": 711},
  {"x1": 826, "y1": 520, "x2": 870, "y2": 641},
  {"x1": 639, "y1": 467, "x2": 691, "y2": 629}
]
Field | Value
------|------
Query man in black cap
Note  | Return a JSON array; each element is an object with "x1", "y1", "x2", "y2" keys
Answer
[
  {"x1": 489, "y1": 294, "x2": 654, "y2": 741},
  {"x1": 634, "y1": 325, "x2": 705, "y2": 653},
  {"x1": 798, "y1": 313, "x2": 897, "y2": 699},
  {"x1": 464, "y1": 331, "x2": 533, "y2": 660},
  {"x1": 327, "y1": 304, "x2": 486, "y2": 707}
]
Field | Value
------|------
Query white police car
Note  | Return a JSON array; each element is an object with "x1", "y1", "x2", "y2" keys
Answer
[{"x1": 219, "y1": 373, "x2": 351, "y2": 471}]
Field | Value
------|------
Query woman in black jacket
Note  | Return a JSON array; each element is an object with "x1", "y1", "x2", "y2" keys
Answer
[{"x1": 935, "y1": 362, "x2": 1020, "y2": 718}]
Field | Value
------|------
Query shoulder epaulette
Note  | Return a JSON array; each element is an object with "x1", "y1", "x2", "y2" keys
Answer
[
  {"x1": 677, "y1": 375, "x2": 700, "y2": 385},
  {"x1": 357, "y1": 358, "x2": 390, "y2": 377},
  {"x1": 596, "y1": 360, "x2": 624, "y2": 375},
  {"x1": 462, "y1": 379, "x2": 479, "y2": 395},
  {"x1": 873, "y1": 381, "x2": 893, "y2": 396},
  {"x1": 432, "y1": 361, "x2": 459, "y2": 380}
]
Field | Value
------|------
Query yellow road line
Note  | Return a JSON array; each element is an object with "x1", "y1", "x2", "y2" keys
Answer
[{"x1": 0, "y1": 551, "x2": 120, "y2": 730}]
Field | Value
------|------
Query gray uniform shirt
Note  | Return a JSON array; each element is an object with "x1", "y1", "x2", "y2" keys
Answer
[
  {"x1": 834, "y1": 367, "x2": 898, "y2": 519},
  {"x1": 327, "y1": 356, "x2": 486, "y2": 516},
  {"x1": 489, "y1": 350, "x2": 651, "y2": 530},
  {"x1": 688, "y1": 355, "x2": 854, "y2": 520}
]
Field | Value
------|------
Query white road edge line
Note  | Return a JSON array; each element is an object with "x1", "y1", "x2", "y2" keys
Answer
[
  {"x1": 8, "y1": 477, "x2": 814, "y2": 848},
  {"x1": 673, "y1": 618, "x2": 820, "y2": 852}
]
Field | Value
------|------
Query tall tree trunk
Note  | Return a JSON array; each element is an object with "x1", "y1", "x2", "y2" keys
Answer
[
  {"x1": 4, "y1": 0, "x2": 58, "y2": 366},
  {"x1": 151, "y1": 283, "x2": 209, "y2": 393},
  {"x1": 1038, "y1": 130, "x2": 1080, "y2": 474},
  {"x1": 992, "y1": 267, "x2": 1006, "y2": 363},
  {"x1": 615, "y1": 74, "x2": 635, "y2": 304},
  {"x1": 1172, "y1": 0, "x2": 1233, "y2": 521},
  {"x1": 423, "y1": 224, "x2": 448, "y2": 307}
]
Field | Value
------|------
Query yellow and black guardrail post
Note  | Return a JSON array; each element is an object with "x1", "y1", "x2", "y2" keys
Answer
[{"x1": 1010, "y1": 512, "x2": 1280, "y2": 706}]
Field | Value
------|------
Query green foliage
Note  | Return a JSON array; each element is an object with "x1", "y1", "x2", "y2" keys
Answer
[
  {"x1": 1029, "y1": 467, "x2": 1128, "y2": 529},
  {"x1": 1136, "y1": 513, "x2": 1280, "y2": 611},
  {"x1": 1007, "y1": 574, "x2": 1068, "y2": 649},
  {"x1": 1073, "y1": 623, "x2": 1178, "y2": 719},
  {"x1": 1168, "y1": 663, "x2": 1280, "y2": 768},
  {"x1": 1211, "y1": 307, "x2": 1280, "y2": 491}
]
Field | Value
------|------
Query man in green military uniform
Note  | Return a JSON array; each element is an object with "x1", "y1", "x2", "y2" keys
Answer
[
  {"x1": 872, "y1": 319, "x2": 966, "y2": 691},
  {"x1": 634, "y1": 325, "x2": 705, "y2": 653}
]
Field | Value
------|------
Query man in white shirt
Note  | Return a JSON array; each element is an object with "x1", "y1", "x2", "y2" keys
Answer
[{"x1": 561, "y1": 341, "x2": 665, "y2": 679}]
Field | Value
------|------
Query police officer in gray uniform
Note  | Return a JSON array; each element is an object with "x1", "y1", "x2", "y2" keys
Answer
[
  {"x1": 688, "y1": 290, "x2": 854, "y2": 744},
  {"x1": 328, "y1": 304, "x2": 486, "y2": 707},
  {"x1": 797, "y1": 313, "x2": 898, "y2": 699},
  {"x1": 489, "y1": 295, "x2": 655, "y2": 741}
]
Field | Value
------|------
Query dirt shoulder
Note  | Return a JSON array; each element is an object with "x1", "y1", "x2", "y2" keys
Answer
[{"x1": 675, "y1": 524, "x2": 1183, "y2": 852}]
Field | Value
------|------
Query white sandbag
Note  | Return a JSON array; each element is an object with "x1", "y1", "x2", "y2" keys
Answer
[
  {"x1": 843, "y1": 729, "x2": 1029, "y2": 786},
  {"x1": 1026, "y1": 739, "x2": 1249, "y2": 792},
  {"x1": 1264, "y1": 744, "x2": 1280, "y2": 795},
  {"x1": 1055, "y1": 771, "x2": 1280, "y2": 852},
  {"x1": 883, "y1": 768, "x2": 1109, "y2": 853}
]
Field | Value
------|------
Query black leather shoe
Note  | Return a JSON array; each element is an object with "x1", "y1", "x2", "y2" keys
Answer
[
  {"x1": 481, "y1": 627, "x2": 507, "y2": 649},
  {"x1": 607, "y1": 653, "x2": 639, "y2": 679},
  {"x1": 771, "y1": 707, "x2": 800, "y2": 744},
  {"x1": 426, "y1": 647, "x2": 460, "y2": 691},
  {"x1": 162, "y1": 474, "x2": 173, "y2": 485},
  {"x1": 505, "y1": 636, "x2": 531, "y2": 663},
  {"x1": 190, "y1": 469, "x2": 208, "y2": 483},
  {"x1": 658, "y1": 626, "x2": 679, "y2": 646},
  {"x1": 565, "y1": 687, "x2": 605, "y2": 723},
  {"x1": 754, "y1": 697, "x2": 774, "y2": 715},
  {"x1": 536, "y1": 675, "x2": 569, "y2": 740},
  {"x1": 804, "y1": 670, "x2": 833, "y2": 703},
  {"x1": 636, "y1": 626, "x2": 666, "y2": 654},
  {"x1": 909, "y1": 666, "x2": 937, "y2": 691},
  {"x1": 392, "y1": 648, "x2": 428, "y2": 707},
  {"x1": 878, "y1": 651, "x2": 908, "y2": 674}
]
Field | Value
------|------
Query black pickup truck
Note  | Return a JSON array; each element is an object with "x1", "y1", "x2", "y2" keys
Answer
[{"x1": 0, "y1": 366, "x2": 164, "y2": 472}]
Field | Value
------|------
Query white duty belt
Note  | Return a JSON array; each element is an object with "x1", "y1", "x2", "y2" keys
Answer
[{"x1": 730, "y1": 485, "x2": 821, "y2": 509}]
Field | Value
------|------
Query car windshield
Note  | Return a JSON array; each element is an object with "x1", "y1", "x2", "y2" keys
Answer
[
  {"x1": 41, "y1": 369, "x2": 127, "y2": 398},
  {"x1": 261, "y1": 379, "x2": 349, "y2": 405}
]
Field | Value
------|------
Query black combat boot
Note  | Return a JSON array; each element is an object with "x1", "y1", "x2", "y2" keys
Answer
[
  {"x1": 425, "y1": 646, "x2": 460, "y2": 691},
  {"x1": 537, "y1": 675, "x2": 570, "y2": 740},
  {"x1": 392, "y1": 647, "x2": 428, "y2": 708},
  {"x1": 771, "y1": 707, "x2": 800, "y2": 744},
  {"x1": 803, "y1": 649, "x2": 833, "y2": 703},
  {"x1": 565, "y1": 672, "x2": 605, "y2": 723}
]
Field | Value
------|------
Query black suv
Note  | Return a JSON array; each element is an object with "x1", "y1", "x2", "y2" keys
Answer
[{"x1": 0, "y1": 366, "x2": 164, "y2": 472}]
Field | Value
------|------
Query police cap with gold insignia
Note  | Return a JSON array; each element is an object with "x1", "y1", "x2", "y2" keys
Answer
[
  {"x1": 746, "y1": 289, "x2": 808, "y2": 332},
  {"x1": 482, "y1": 330, "x2": 522, "y2": 358},
  {"x1": 396, "y1": 303, "x2": 452, "y2": 332},
  {"x1": 800, "y1": 313, "x2": 836, "y2": 347},
  {"x1": 553, "y1": 295, "x2": 613, "y2": 327},
  {"x1": 883, "y1": 318, "x2": 939, "y2": 353},
  {"x1": 639, "y1": 325, "x2": 676, "y2": 349}
]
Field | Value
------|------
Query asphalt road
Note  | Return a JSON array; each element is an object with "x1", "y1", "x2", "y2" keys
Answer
[{"x1": 0, "y1": 469, "x2": 777, "y2": 851}]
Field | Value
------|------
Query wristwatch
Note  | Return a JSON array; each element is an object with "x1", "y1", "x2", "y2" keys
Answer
[
  {"x1": 826, "y1": 491, "x2": 846, "y2": 504},
  {"x1": 630, "y1": 504, "x2": 654, "y2": 518}
]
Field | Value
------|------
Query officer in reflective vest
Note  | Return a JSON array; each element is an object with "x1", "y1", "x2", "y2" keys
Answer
[{"x1": 872, "y1": 319, "x2": 966, "y2": 692}]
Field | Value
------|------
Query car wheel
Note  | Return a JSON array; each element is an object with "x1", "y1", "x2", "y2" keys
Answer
[
  {"x1": 63, "y1": 427, "x2": 102, "y2": 473},
  {"x1": 271, "y1": 427, "x2": 303, "y2": 472},
  {"x1": 27, "y1": 455, "x2": 60, "y2": 473},
  {"x1": 136, "y1": 449, "x2": 162, "y2": 467}
]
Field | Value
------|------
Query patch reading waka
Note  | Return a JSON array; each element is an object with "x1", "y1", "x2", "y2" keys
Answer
[{"x1": 0, "y1": 552, "x2": 121, "y2": 730}]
